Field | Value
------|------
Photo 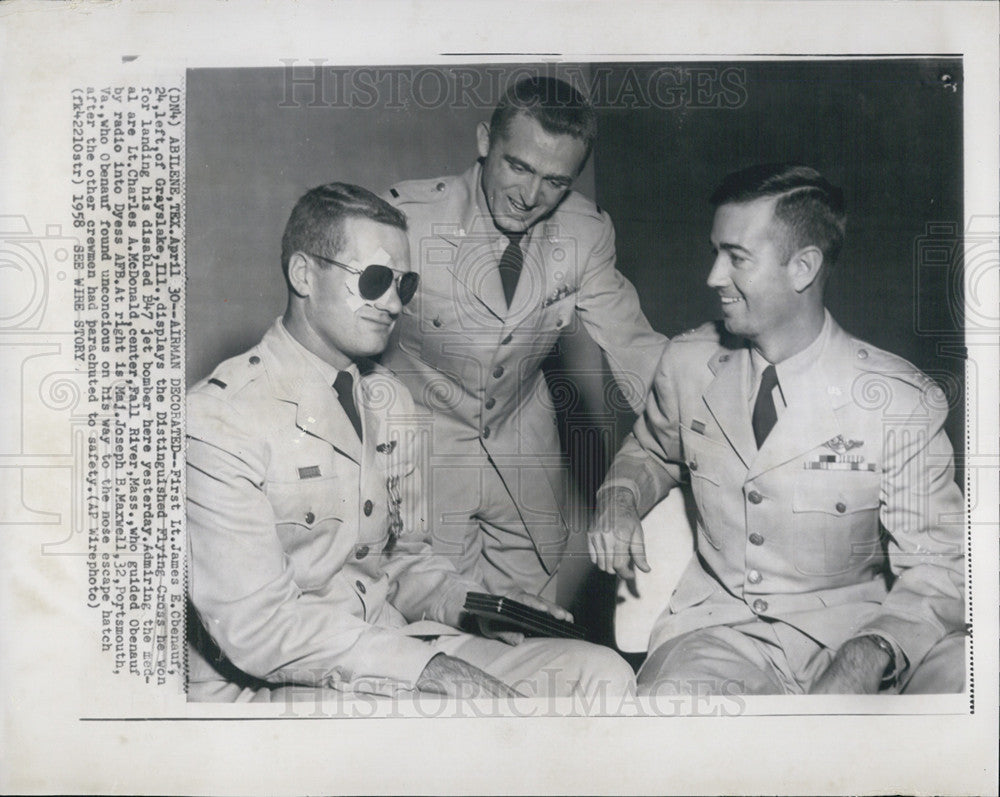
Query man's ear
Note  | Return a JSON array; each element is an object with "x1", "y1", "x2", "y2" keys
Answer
[
  {"x1": 287, "y1": 252, "x2": 312, "y2": 297},
  {"x1": 476, "y1": 122, "x2": 491, "y2": 159},
  {"x1": 789, "y1": 246, "x2": 824, "y2": 292}
]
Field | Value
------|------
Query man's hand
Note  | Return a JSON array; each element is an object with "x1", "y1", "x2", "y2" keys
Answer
[
  {"x1": 475, "y1": 592, "x2": 573, "y2": 645},
  {"x1": 415, "y1": 653, "x2": 524, "y2": 698},
  {"x1": 809, "y1": 636, "x2": 892, "y2": 694},
  {"x1": 507, "y1": 591, "x2": 573, "y2": 623},
  {"x1": 587, "y1": 487, "x2": 649, "y2": 579}
]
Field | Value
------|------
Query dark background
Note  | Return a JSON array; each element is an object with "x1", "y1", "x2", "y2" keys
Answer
[{"x1": 186, "y1": 60, "x2": 965, "y2": 615}]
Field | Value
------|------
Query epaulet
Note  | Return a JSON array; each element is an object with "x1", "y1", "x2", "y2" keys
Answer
[
  {"x1": 850, "y1": 338, "x2": 941, "y2": 393},
  {"x1": 385, "y1": 176, "x2": 453, "y2": 205},
  {"x1": 192, "y1": 348, "x2": 265, "y2": 399},
  {"x1": 556, "y1": 190, "x2": 606, "y2": 221}
]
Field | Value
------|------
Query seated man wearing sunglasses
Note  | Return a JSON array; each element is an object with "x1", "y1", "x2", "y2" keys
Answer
[{"x1": 186, "y1": 183, "x2": 634, "y2": 703}]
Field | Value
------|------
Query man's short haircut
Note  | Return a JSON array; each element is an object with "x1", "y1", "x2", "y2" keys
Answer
[
  {"x1": 280, "y1": 182, "x2": 407, "y2": 281},
  {"x1": 489, "y1": 76, "x2": 598, "y2": 166},
  {"x1": 710, "y1": 164, "x2": 847, "y2": 269}
]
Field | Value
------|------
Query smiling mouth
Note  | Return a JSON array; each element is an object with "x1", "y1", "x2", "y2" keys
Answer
[
  {"x1": 719, "y1": 295, "x2": 743, "y2": 305},
  {"x1": 508, "y1": 197, "x2": 531, "y2": 213}
]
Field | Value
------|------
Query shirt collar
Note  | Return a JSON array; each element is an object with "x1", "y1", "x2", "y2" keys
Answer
[
  {"x1": 276, "y1": 318, "x2": 359, "y2": 388},
  {"x1": 749, "y1": 310, "x2": 833, "y2": 401}
]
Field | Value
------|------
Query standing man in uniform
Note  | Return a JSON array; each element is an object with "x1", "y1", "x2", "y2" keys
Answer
[
  {"x1": 186, "y1": 183, "x2": 634, "y2": 702},
  {"x1": 589, "y1": 164, "x2": 965, "y2": 694},
  {"x1": 382, "y1": 76, "x2": 666, "y2": 603}
]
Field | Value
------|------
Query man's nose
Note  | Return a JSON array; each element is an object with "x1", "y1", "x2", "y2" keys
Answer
[
  {"x1": 519, "y1": 175, "x2": 543, "y2": 208},
  {"x1": 706, "y1": 254, "x2": 729, "y2": 289},
  {"x1": 375, "y1": 282, "x2": 403, "y2": 315}
]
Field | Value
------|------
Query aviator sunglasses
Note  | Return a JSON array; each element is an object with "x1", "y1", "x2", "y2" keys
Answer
[{"x1": 305, "y1": 251, "x2": 420, "y2": 305}]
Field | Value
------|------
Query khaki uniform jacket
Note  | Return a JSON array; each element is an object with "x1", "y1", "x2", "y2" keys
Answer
[
  {"x1": 187, "y1": 320, "x2": 481, "y2": 699},
  {"x1": 382, "y1": 163, "x2": 667, "y2": 567},
  {"x1": 603, "y1": 314, "x2": 964, "y2": 672}
]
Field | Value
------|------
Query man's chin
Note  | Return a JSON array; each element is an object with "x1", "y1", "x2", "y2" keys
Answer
[
  {"x1": 494, "y1": 215, "x2": 532, "y2": 234},
  {"x1": 720, "y1": 317, "x2": 747, "y2": 337}
]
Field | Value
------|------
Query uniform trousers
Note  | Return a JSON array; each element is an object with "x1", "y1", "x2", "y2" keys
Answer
[
  {"x1": 429, "y1": 440, "x2": 563, "y2": 602},
  {"x1": 637, "y1": 619, "x2": 965, "y2": 696},
  {"x1": 203, "y1": 634, "x2": 633, "y2": 703}
]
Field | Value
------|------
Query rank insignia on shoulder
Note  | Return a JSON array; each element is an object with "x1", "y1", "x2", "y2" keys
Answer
[
  {"x1": 823, "y1": 434, "x2": 863, "y2": 454},
  {"x1": 376, "y1": 441, "x2": 397, "y2": 454},
  {"x1": 691, "y1": 419, "x2": 706, "y2": 435},
  {"x1": 298, "y1": 465, "x2": 322, "y2": 479}
]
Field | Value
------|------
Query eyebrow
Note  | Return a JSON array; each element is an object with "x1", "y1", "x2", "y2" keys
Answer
[
  {"x1": 504, "y1": 155, "x2": 574, "y2": 184},
  {"x1": 713, "y1": 242, "x2": 753, "y2": 256}
]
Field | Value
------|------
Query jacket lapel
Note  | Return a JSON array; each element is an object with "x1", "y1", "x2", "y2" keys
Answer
[
  {"x1": 702, "y1": 348, "x2": 758, "y2": 469},
  {"x1": 259, "y1": 322, "x2": 363, "y2": 464},
  {"x1": 437, "y1": 169, "x2": 509, "y2": 322},
  {"x1": 451, "y1": 231, "x2": 508, "y2": 322}
]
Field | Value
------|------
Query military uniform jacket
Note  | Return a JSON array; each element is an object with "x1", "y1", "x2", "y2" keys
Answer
[
  {"x1": 382, "y1": 163, "x2": 667, "y2": 566},
  {"x1": 603, "y1": 313, "x2": 964, "y2": 672},
  {"x1": 187, "y1": 320, "x2": 482, "y2": 698}
]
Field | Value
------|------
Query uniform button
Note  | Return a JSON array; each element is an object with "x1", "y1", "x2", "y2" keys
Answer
[
  {"x1": 355, "y1": 580, "x2": 366, "y2": 594},
  {"x1": 432, "y1": 317, "x2": 442, "y2": 328},
  {"x1": 493, "y1": 366, "x2": 504, "y2": 379},
  {"x1": 857, "y1": 348, "x2": 869, "y2": 360},
  {"x1": 749, "y1": 533, "x2": 764, "y2": 546},
  {"x1": 752, "y1": 598, "x2": 768, "y2": 613},
  {"x1": 304, "y1": 511, "x2": 315, "y2": 524},
  {"x1": 435, "y1": 182, "x2": 445, "y2": 191},
  {"x1": 363, "y1": 500, "x2": 373, "y2": 516},
  {"x1": 748, "y1": 569, "x2": 762, "y2": 584},
  {"x1": 482, "y1": 426, "x2": 491, "y2": 439},
  {"x1": 747, "y1": 490, "x2": 763, "y2": 504},
  {"x1": 719, "y1": 354, "x2": 730, "y2": 363},
  {"x1": 501, "y1": 334, "x2": 513, "y2": 345},
  {"x1": 835, "y1": 502, "x2": 847, "y2": 514},
  {"x1": 688, "y1": 460, "x2": 698, "y2": 472},
  {"x1": 484, "y1": 397, "x2": 496, "y2": 410},
  {"x1": 249, "y1": 355, "x2": 260, "y2": 365},
  {"x1": 354, "y1": 545, "x2": 369, "y2": 560}
]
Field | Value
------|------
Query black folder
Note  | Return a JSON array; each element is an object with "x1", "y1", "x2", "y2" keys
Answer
[{"x1": 463, "y1": 592, "x2": 588, "y2": 640}]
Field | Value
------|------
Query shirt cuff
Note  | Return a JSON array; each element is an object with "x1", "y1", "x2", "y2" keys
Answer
[{"x1": 852, "y1": 632, "x2": 907, "y2": 686}]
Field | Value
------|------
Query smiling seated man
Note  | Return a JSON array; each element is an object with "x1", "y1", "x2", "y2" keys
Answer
[
  {"x1": 186, "y1": 183, "x2": 633, "y2": 703},
  {"x1": 589, "y1": 164, "x2": 965, "y2": 696}
]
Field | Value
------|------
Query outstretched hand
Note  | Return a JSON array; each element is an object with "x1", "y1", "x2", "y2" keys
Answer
[{"x1": 587, "y1": 487, "x2": 650, "y2": 579}]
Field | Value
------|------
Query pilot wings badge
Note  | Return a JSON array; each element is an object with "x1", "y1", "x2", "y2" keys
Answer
[
  {"x1": 823, "y1": 434, "x2": 864, "y2": 454},
  {"x1": 807, "y1": 435, "x2": 875, "y2": 471}
]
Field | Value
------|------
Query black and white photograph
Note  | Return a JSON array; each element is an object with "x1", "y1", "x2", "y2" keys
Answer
[{"x1": 185, "y1": 59, "x2": 968, "y2": 704}]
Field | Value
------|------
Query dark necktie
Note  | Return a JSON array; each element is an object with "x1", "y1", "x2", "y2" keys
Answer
[
  {"x1": 498, "y1": 232, "x2": 525, "y2": 307},
  {"x1": 752, "y1": 364, "x2": 779, "y2": 448},
  {"x1": 333, "y1": 370, "x2": 363, "y2": 441}
]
